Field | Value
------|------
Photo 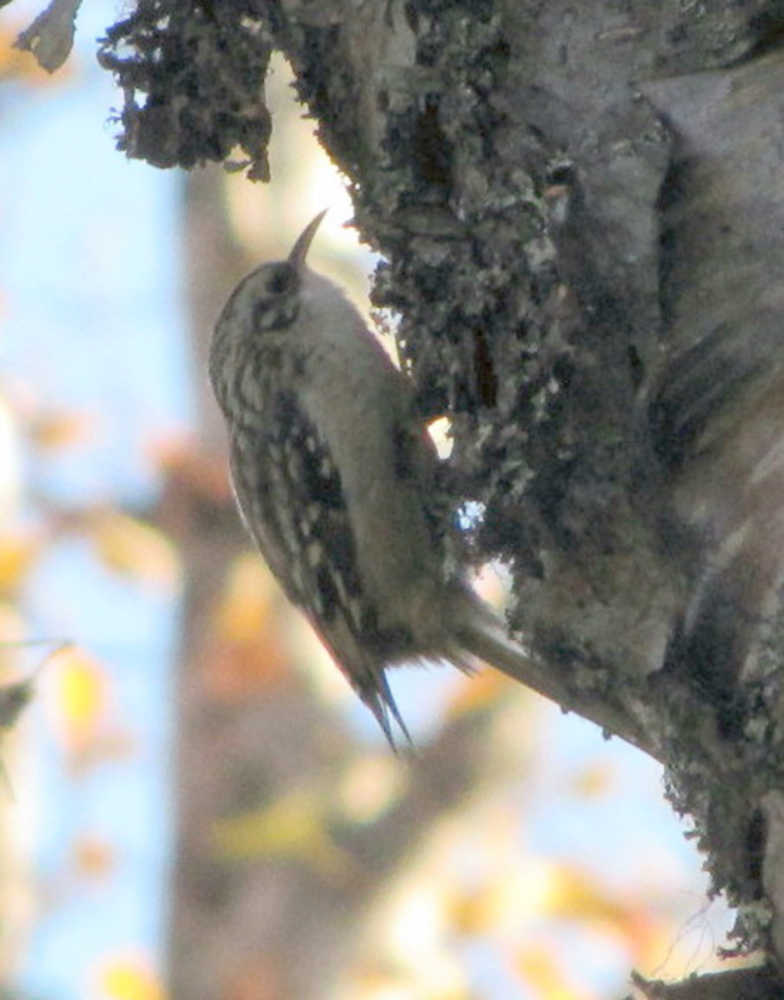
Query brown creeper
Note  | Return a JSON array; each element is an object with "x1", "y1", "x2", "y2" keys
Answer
[{"x1": 209, "y1": 212, "x2": 534, "y2": 743}]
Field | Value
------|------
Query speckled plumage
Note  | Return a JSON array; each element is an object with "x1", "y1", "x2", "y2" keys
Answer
[{"x1": 209, "y1": 212, "x2": 532, "y2": 743}]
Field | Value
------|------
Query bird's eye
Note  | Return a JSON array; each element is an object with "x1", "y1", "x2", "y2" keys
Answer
[{"x1": 266, "y1": 266, "x2": 294, "y2": 296}]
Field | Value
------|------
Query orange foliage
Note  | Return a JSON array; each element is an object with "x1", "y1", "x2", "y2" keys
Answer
[
  {"x1": 543, "y1": 863, "x2": 662, "y2": 966},
  {"x1": 545, "y1": 864, "x2": 632, "y2": 927},
  {"x1": 516, "y1": 944, "x2": 597, "y2": 1000},
  {"x1": 72, "y1": 836, "x2": 115, "y2": 880},
  {"x1": 443, "y1": 667, "x2": 507, "y2": 721},
  {"x1": 204, "y1": 555, "x2": 290, "y2": 699},
  {"x1": 91, "y1": 510, "x2": 180, "y2": 591},
  {"x1": 0, "y1": 532, "x2": 40, "y2": 593},
  {"x1": 150, "y1": 434, "x2": 232, "y2": 504},
  {"x1": 29, "y1": 409, "x2": 94, "y2": 451}
]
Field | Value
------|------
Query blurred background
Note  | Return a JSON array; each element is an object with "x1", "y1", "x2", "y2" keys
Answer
[{"x1": 0, "y1": 2, "x2": 738, "y2": 998}]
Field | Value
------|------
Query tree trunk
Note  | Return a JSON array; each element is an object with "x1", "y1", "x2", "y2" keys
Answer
[{"x1": 100, "y1": 1, "x2": 784, "y2": 996}]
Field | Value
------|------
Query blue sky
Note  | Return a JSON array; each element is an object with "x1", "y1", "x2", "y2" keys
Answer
[{"x1": 1, "y1": 1, "x2": 185, "y2": 995}]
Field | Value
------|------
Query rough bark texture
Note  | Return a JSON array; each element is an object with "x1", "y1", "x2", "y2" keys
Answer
[{"x1": 99, "y1": 1, "x2": 784, "y2": 996}]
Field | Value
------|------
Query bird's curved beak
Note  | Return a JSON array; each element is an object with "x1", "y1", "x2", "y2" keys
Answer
[{"x1": 288, "y1": 210, "x2": 327, "y2": 272}]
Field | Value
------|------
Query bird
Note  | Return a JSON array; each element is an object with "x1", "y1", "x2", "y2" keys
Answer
[{"x1": 208, "y1": 211, "x2": 546, "y2": 745}]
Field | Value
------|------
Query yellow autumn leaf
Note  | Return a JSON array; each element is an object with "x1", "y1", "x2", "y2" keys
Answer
[
  {"x1": 0, "y1": 532, "x2": 39, "y2": 591},
  {"x1": 92, "y1": 511, "x2": 180, "y2": 590},
  {"x1": 516, "y1": 944, "x2": 595, "y2": 1000},
  {"x1": 99, "y1": 956, "x2": 164, "y2": 1000},
  {"x1": 544, "y1": 864, "x2": 627, "y2": 927},
  {"x1": 215, "y1": 553, "x2": 277, "y2": 643},
  {"x1": 212, "y1": 785, "x2": 352, "y2": 879},
  {"x1": 444, "y1": 668, "x2": 506, "y2": 721},
  {"x1": 447, "y1": 882, "x2": 509, "y2": 936},
  {"x1": 48, "y1": 646, "x2": 106, "y2": 747}
]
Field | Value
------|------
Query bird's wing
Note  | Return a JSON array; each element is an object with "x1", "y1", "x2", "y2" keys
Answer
[{"x1": 228, "y1": 390, "x2": 410, "y2": 743}]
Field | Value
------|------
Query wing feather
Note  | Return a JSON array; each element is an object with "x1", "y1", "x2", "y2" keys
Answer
[{"x1": 228, "y1": 390, "x2": 410, "y2": 742}]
